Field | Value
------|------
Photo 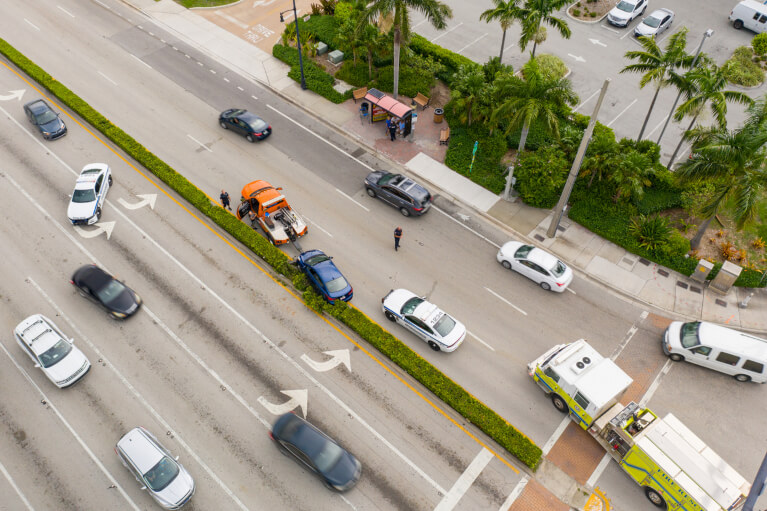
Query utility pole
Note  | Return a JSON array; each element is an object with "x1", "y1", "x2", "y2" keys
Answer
[
  {"x1": 743, "y1": 450, "x2": 767, "y2": 511},
  {"x1": 547, "y1": 79, "x2": 610, "y2": 238}
]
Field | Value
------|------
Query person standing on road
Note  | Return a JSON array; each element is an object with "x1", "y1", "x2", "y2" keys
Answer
[
  {"x1": 220, "y1": 190, "x2": 232, "y2": 210},
  {"x1": 394, "y1": 226, "x2": 403, "y2": 251}
]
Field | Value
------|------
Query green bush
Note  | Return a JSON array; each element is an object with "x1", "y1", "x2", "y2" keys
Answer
[
  {"x1": 530, "y1": 54, "x2": 567, "y2": 80},
  {"x1": 514, "y1": 146, "x2": 570, "y2": 208},
  {"x1": 506, "y1": 119, "x2": 560, "y2": 151},
  {"x1": 409, "y1": 34, "x2": 480, "y2": 85},
  {"x1": 273, "y1": 44, "x2": 351, "y2": 103},
  {"x1": 723, "y1": 47, "x2": 765, "y2": 86},
  {"x1": 295, "y1": 15, "x2": 340, "y2": 50},
  {"x1": 444, "y1": 109, "x2": 507, "y2": 193},
  {"x1": 629, "y1": 214, "x2": 672, "y2": 252},
  {"x1": 658, "y1": 231, "x2": 691, "y2": 259},
  {"x1": 335, "y1": 60, "x2": 375, "y2": 87},
  {"x1": 753, "y1": 33, "x2": 767, "y2": 56},
  {"x1": 374, "y1": 65, "x2": 434, "y2": 98}
]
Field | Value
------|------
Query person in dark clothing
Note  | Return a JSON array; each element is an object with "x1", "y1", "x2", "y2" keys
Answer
[
  {"x1": 220, "y1": 190, "x2": 232, "y2": 210},
  {"x1": 387, "y1": 117, "x2": 396, "y2": 141},
  {"x1": 394, "y1": 226, "x2": 402, "y2": 251}
]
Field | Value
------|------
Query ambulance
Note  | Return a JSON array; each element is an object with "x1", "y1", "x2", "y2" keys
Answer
[{"x1": 528, "y1": 340, "x2": 751, "y2": 510}]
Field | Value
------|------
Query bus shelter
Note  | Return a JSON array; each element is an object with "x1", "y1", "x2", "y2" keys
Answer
[{"x1": 362, "y1": 88, "x2": 413, "y2": 137}]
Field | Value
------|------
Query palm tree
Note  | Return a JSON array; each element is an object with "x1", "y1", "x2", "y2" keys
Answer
[
  {"x1": 609, "y1": 151, "x2": 654, "y2": 203},
  {"x1": 516, "y1": 0, "x2": 571, "y2": 58},
  {"x1": 620, "y1": 29, "x2": 693, "y2": 141},
  {"x1": 668, "y1": 64, "x2": 753, "y2": 167},
  {"x1": 479, "y1": 0, "x2": 522, "y2": 64},
  {"x1": 491, "y1": 57, "x2": 578, "y2": 198},
  {"x1": 450, "y1": 66, "x2": 487, "y2": 126},
  {"x1": 360, "y1": 0, "x2": 452, "y2": 99},
  {"x1": 359, "y1": 24, "x2": 385, "y2": 80}
]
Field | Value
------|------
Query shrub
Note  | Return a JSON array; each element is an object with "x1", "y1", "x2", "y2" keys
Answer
[
  {"x1": 723, "y1": 47, "x2": 765, "y2": 86},
  {"x1": 753, "y1": 33, "x2": 767, "y2": 56},
  {"x1": 573, "y1": 8, "x2": 581, "y2": 16},
  {"x1": 273, "y1": 44, "x2": 350, "y2": 103},
  {"x1": 335, "y1": 60, "x2": 374, "y2": 87},
  {"x1": 409, "y1": 34, "x2": 480, "y2": 85},
  {"x1": 375, "y1": 65, "x2": 434, "y2": 98},
  {"x1": 629, "y1": 214, "x2": 673, "y2": 252},
  {"x1": 295, "y1": 15, "x2": 340, "y2": 50},
  {"x1": 658, "y1": 231, "x2": 691, "y2": 258},
  {"x1": 506, "y1": 119, "x2": 560, "y2": 151},
  {"x1": 531, "y1": 54, "x2": 567, "y2": 80},
  {"x1": 514, "y1": 146, "x2": 570, "y2": 208},
  {"x1": 444, "y1": 107, "x2": 507, "y2": 193}
]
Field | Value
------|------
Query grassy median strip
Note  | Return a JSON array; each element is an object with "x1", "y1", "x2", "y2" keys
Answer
[{"x1": 0, "y1": 39, "x2": 542, "y2": 470}]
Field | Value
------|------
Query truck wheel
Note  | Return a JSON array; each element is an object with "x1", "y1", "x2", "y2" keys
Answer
[
  {"x1": 427, "y1": 341, "x2": 440, "y2": 352},
  {"x1": 669, "y1": 353, "x2": 684, "y2": 362},
  {"x1": 366, "y1": 188, "x2": 376, "y2": 198},
  {"x1": 734, "y1": 374, "x2": 751, "y2": 383},
  {"x1": 734, "y1": 19, "x2": 743, "y2": 29},
  {"x1": 384, "y1": 311, "x2": 396, "y2": 322},
  {"x1": 551, "y1": 394, "x2": 568, "y2": 413},
  {"x1": 644, "y1": 487, "x2": 667, "y2": 509}
]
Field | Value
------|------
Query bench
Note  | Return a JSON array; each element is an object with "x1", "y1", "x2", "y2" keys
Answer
[
  {"x1": 353, "y1": 87, "x2": 368, "y2": 103},
  {"x1": 413, "y1": 92, "x2": 430, "y2": 110},
  {"x1": 439, "y1": 127, "x2": 450, "y2": 145}
]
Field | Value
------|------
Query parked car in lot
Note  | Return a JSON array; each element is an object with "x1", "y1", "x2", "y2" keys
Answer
[
  {"x1": 496, "y1": 241, "x2": 573, "y2": 292},
  {"x1": 634, "y1": 8, "x2": 674, "y2": 37},
  {"x1": 67, "y1": 163, "x2": 112, "y2": 225},
  {"x1": 116, "y1": 427, "x2": 195, "y2": 509},
  {"x1": 364, "y1": 171, "x2": 432, "y2": 217},
  {"x1": 270, "y1": 412, "x2": 362, "y2": 492},
  {"x1": 70, "y1": 265, "x2": 142, "y2": 319},
  {"x1": 607, "y1": 0, "x2": 647, "y2": 27},
  {"x1": 381, "y1": 289, "x2": 466, "y2": 352},
  {"x1": 13, "y1": 314, "x2": 91, "y2": 388},
  {"x1": 295, "y1": 250, "x2": 353, "y2": 303},
  {"x1": 219, "y1": 108, "x2": 272, "y2": 142},
  {"x1": 730, "y1": 0, "x2": 767, "y2": 33},
  {"x1": 23, "y1": 98, "x2": 67, "y2": 140}
]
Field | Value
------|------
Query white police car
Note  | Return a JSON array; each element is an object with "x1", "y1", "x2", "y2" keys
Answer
[
  {"x1": 67, "y1": 163, "x2": 112, "y2": 225},
  {"x1": 382, "y1": 289, "x2": 466, "y2": 352}
]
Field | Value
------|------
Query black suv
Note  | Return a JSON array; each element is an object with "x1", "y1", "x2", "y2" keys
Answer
[{"x1": 364, "y1": 171, "x2": 432, "y2": 217}]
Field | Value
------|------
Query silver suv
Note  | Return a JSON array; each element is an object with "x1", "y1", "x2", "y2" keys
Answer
[
  {"x1": 115, "y1": 427, "x2": 195, "y2": 509},
  {"x1": 364, "y1": 171, "x2": 432, "y2": 217}
]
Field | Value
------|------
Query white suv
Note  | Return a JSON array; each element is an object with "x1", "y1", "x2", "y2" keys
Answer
[
  {"x1": 607, "y1": 0, "x2": 647, "y2": 27},
  {"x1": 67, "y1": 163, "x2": 112, "y2": 225}
]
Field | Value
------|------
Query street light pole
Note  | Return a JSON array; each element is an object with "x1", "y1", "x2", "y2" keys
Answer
[
  {"x1": 656, "y1": 29, "x2": 713, "y2": 145},
  {"x1": 280, "y1": 0, "x2": 307, "y2": 90}
]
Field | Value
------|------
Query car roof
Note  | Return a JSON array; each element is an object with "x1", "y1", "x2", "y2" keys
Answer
[
  {"x1": 117, "y1": 428, "x2": 165, "y2": 473},
  {"x1": 526, "y1": 248, "x2": 561, "y2": 270},
  {"x1": 277, "y1": 415, "x2": 329, "y2": 456},
  {"x1": 74, "y1": 265, "x2": 112, "y2": 290},
  {"x1": 15, "y1": 314, "x2": 63, "y2": 355}
]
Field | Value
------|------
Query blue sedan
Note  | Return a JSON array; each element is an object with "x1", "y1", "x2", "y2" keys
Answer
[{"x1": 296, "y1": 250, "x2": 353, "y2": 303}]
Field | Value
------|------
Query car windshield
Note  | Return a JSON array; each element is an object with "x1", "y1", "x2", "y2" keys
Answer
[
  {"x1": 513, "y1": 245, "x2": 534, "y2": 259},
  {"x1": 143, "y1": 456, "x2": 179, "y2": 492},
  {"x1": 326, "y1": 276, "x2": 348, "y2": 293},
  {"x1": 226, "y1": 109, "x2": 246, "y2": 118},
  {"x1": 72, "y1": 189, "x2": 96, "y2": 203},
  {"x1": 39, "y1": 339, "x2": 72, "y2": 368},
  {"x1": 305, "y1": 254, "x2": 330, "y2": 266},
  {"x1": 378, "y1": 173, "x2": 403, "y2": 186},
  {"x1": 679, "y1": 322, "x2": 701, "y2": 348},
  {"x1": 401, "y1": 296, "x2": 424, "y2": 315},
  {"x1": 643, "y1": 16, "x2": 661, "y2": 27},
  {"x1": 312, "y1": 440, "x2": 344, "y2": 473},
  {"x1": 433, "y1": 313, "x2": 456, "y2": 337},
  {"x1": 551, "y1": 261, "x2": 567, "y2": 278},
  {"x1": 95, "y1": 279, "x2": 127, "y2": 304},
  {"x1": 34, "y1": 109, "x2": 58, "y2": 124},
  {"x1": 616, "y1": 1, "x2": 635, "y2": 12}
]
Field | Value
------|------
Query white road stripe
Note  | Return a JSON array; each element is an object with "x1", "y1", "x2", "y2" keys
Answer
[
  {"x1": 412, "y1": 19, "x2": 427, "y2": 29},
  {"x1": 646, "y1": 114, "x2": 669, "y2": 139},
  {"x1": 0, "y1": 457, "x2": 35, "y2": 510},
  {"x1": 251, "y1": 95, "x2": 258, "y2": 100},
  {"x1": 573, "y1": 88, "x2": 601, "y2": 113},
  {"x1": 237, "y1": 86, "x2": 244, "y2": 91},
  {"x1": 500, "y1": 475, "x2": 529, "y2": 509},
  {"x1": 457, "y1": 33, "x2": 488, "y2": 53},
  {"x1": 484, "y1": 287, "x2": 527, "y2": 316},
  {"x1": 57, "y1": 5, "x2": 75, "y2": 17},
  {"x1": 304, "y1": 215, "x2": 334, "y2": 237},
  {"x1": 98, "y1": 70, "x2": 118, "y2": 85},
  {"x1": 586, "y1": 454, "x2": 612, "y2": 488},
  {"x1": 24, "y1": 19, "x2": 40, "y2": 30},
  {"x1": 0, "y1": 342, "x2": 141, "y2": 511},
  {"x1": 601, "y1": 24, "x2": 620, "y2": 34},
  {"x1": 224, "y1": 77, "x2": 230, "y2": 82},
  {"x1": 187, "y1": 133, "x2": 213, "y2": 152},
  {"x1": 606, "y1": 98, "x2": 637, "y2": 127},
  {"x1": 542, "y1": 416, "x2": 571, "y2": 455},
  {"x1": 432, "y1": 206, "x2": 499, "y2": 248},
  {"x1": 503, "y1": 42, "x2": 515, "y2": 53},
  {"x1": 197, "y1": 61, "x2": 203, "y2": 66},
  {"x1": 434, "y1": 448, "x2": 495, "y2": 511},
  {"x1": 129, "y1": 53, "x2": 152, "y2": 69},
  {"x1": 431, "y1": 23, "x2": 463, "y2": 43},
  {"x1": 467, "y1": 331, "x2": 495, "y2": 352},
  {"x1": 610, "y1": 310, "x2": 648, "y2": 360},
  {"x1": 335, "y1": 188, "x2": 369, "y2": 211}
]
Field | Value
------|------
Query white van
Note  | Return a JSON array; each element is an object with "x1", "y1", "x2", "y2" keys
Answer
[
  {"x1": 730, "y1": 0, "x2": 767, "y2": 33},
  {"x1": 663, "y1": 321, "x2": 767, "y2": 383}
]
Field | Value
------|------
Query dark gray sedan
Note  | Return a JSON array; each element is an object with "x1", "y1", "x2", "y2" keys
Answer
[
  {"x1": 364, "y1": 171, "x2": 432, "y2": 217},
  {"x1": 23, "y1": 99, "x2": 67, "y2": 140}
]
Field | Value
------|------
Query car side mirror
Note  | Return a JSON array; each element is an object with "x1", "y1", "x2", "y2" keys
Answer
[{"x1": 70, "y1": 338, "x2": 75, "y2": 344}]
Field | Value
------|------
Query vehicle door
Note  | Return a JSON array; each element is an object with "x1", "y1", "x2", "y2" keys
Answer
[
  {"x1": 709, "y1": 351, "x2": 741, "y2": 376},
  {"x1": 392, "y1": 189, "x2": 416, "y2": 212},
  {"x1": 741, "y1": 359, "x2": 766, "y2": 382},
  {"x1": 231, "y1": 119, "x2": 247, "y2": 136},
  {"x1": 684, "y1": 345, "x2": 714, "y2": 369},
  {"x1": 25, "y1": 105, "x2": 35, "y2": 124},
  {"x1": 94, "y1": 175, "x2": 104, "y2": 205},
  {"x1": 283, "y1": 443, "x2": 319, "y2": 475},
  {"x1": 378, "y1": 185, "x2": 399, "y2": 206},
  {"x1": 634, "y1": 0, "x2": 646, "y2": 18},
  {"x1": 750, "y1": 12, "x2": 767, "y2": 33},
  {"x1": 516, "y1": 260, "x2": 546, "y2": 284},
  {"x1": 403, "y1": 315, "x2": 434, "y2": 342},
  {"x1": 19, "y1": 340, "x2": 38, "y2": 365},
  {"x1": 306, "y1": 267, "x2": 323, "y2": 295},
  {"x1": 659, "y1": 13, "x2": 672, "y2": 33}
]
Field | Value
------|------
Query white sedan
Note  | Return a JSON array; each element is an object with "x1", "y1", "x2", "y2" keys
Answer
[
  {"x1": 634, "y1": 8, "x2": 674, "y2": 38},
  {"x1": 496, "y1": 241, "x2": 573, "y2": 292},
  {"x1": 381, "y1": 289, "x2": 466, "y2": 352},
  {"x1": 67, "y1": 163, "x2": 112, "y2": 225}
]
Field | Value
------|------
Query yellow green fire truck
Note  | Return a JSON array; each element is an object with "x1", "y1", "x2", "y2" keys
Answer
[{"x1": 528, "y1": 339, "x2": 751, "y2": 510}]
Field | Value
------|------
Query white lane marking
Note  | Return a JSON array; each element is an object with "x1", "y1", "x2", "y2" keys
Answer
[
  {"x1": 412, "y1": 19, "x2": 427, "y2": 29},
  {"x1": 172, "y1": 45, "x2": 178, "y2": 51},
  {"x1": 257, "y1": 389, "x2": 308, "y2": 417},
  {"x1": 160, "y1": 39, "x2": 166, "y2": 43},
  {"x1": 567, "y1": 287, "x2": 576, "y2": 294},
  {"x1": 224, "y1": 77, "x2": 230, "y2": 82},
  {"x1": 567, "y1": 53, "x2": 586, "y2": 63},
  {"x1": 210, "y1": 69, "x2": 217, "y2": 74},
  {"x1": 301, "y1": 350, "x2": 351, "y2": 373},
  {"x1": 0, "y1": 457, "x2": 35, "y2": 510},
  {"x1": 610, "y1": 310, "x2": 647, "y2": 360},
  {"x1": 0, "y1": 341, "x2": 141, "y2": 511},
  {"x1": 620, "y1": 28, "x2": 633, "y2": 40},
  {"x1": 646, "y1": 114, "x2": 669, "y2": 139},
  {"x1": 129, "y1": 53, "x2": 152, "y2": 69},
  {"x1": 57, "y1": 5, "x2": 75, "y2": 17},
  {"x1": 457, "y1": 33, "x2": 488, "y2": 53},
  {"x1": 335, "y1": 188, "x2": 369, "y2": 212},
  {"x1": 303, "y1": 215, "x2": 334, "y2": 237},
  {"x1": 601, "y1": 24, "x2": 620, "y2": 34},
  {"x1": 542, "y1": 416, "x2": 571, "y2": 455},
  {"x1": 267, "y1": 104, "x2": 376, "y2": 172},
  {"x1": 148, "y1": 31, "x2": 154, "y2": 37},
  {"x1": 94, "y1": 0, "x2": 109, "y2": 8},
  {"x1": 237, "y1": 86, "x2": 244, "y2": 91},
  {"x1": 434, "y1": 448, "x2": 494, "y2": 511},
  {"x1": 24, "y1": 19, "x2": 40, "y2": 30},
  {"x1": 197, "y1": 61, "x2": 204, "y2": 66},
  {"x1": 185, "y1": 54, "x2": 191, "y2": 59},
  {"x1": 467, "y1": 331, "x2": 495, "y2": 352},
  {"x1": 214, "y1": 11, "x2": 249, "y2": 29},
  {"x1": 589, "y1": 38, "x2": 607, "y2": 47},
  {"x1": 118, "y1": 194, "x2": 157, "y2": 210},
  {"x1": 500, "y1": 475, "x2": 529, "y2": 509},
  {"x1": 573, "y1": 88, "x2": 601, "y2": 113},
  {"x1": 606, "y1": 98, "x2": 637, "y2": 127},
  {"x1": 431, "y1": 22, "x2": 463, "y2": 43},
  {"x1": 187, "y1": 133, "x2": 213, "y2": 152},
  {"x1": 484, "y1": 287, "x2": 527, "y2": 316},
  {"x1": 586, "y1": 454, "x2": 612, "y2": 487},
  {"x1": 432, "y1": 206, "x2": 499, "y2": 248},
  {"x1": 251, "y1": 95, "x2": 258, "y2": 100},
  {"x1": 98, "y1": 71, "x2": 118, "y2": 85}
]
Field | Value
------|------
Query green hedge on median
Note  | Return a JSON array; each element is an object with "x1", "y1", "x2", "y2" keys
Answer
[{"x1": 0, "y1": 37, "x2": 542, "y2": 470}]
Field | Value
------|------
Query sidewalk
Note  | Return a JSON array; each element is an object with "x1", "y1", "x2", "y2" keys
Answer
[{"x1": 118, "y1": 1, "x2": 767, "y2": 508}]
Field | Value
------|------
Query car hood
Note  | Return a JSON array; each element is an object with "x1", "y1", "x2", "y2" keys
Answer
[
  {"x1": 40, "y1": 117, "x2": 64, "y2": 134},
  {"x1": 67, "y1": 200, "x2": 97, "y2": 220},
  {"x1": 634, "y1": 22, "x2": 656, "y2": 36},
  {"x1": 154, "y1": 468, "x2": 194, "y2": 506},
  {"x1": 45, "y1": 347, "x2": 88, "y2": 383},
  {"x1": 323, "y1": 451, "x2": 361, "y2": 490},
  {"x1": 382, "y1": 288, "x2": 416, "y2": 312},
  {"x1": 608, "y1": 7, "x2": 632, "y2": 21}
]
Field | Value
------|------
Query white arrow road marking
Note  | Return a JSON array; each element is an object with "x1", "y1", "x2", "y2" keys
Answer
[
  {"x1": 456, "y1": 213, "x2": 470, "y2": 222},
  {"x1": 567, "y1": 53, "x2": 586, "y2": 63},
  {"x1": 0, "y1": 90, "x2": 25, "y2": 102},
  {"x1": 74, "y1": 221, "x2": 115, "y2": 240},
  {"x1": 589, "y1": 38, "x2": 607, "y2": 47},
  {"x1": 301, "y1": 350, "x2": 351, "y2": 373},
  {"x1": 118, "y1": 194, "x2": 157, "y2": 210},
  {"x1": 258, "y1": 389, "x2": 308, "y2": 418}
]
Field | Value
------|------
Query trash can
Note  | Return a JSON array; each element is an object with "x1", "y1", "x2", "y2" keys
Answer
[{"x1": 433, "y1": 108, "x2": 444, "y2": 124}]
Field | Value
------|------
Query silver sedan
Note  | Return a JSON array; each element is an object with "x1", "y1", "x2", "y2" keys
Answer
[{"x1": 635, "y1": 9, "x2": 675, "y2": 38}]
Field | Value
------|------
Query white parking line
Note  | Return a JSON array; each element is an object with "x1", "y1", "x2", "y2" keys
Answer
[
  {"x1": 646, "y1": 114, "x2": 669, "y2": 139},
  {"x1": 0, "y1": 342, "x2": 141, "y2": 511},
  {"x1": 601, "y1": 24, "x2": 620, "y2": 34},
  {"x1": 251, "y1": 95, "x2": 258, "y2": 100},
  {"x1": 98, "y1": 70, "x2": 118, "y2": 85},
  {"x1": 484, "y1": 287, "x2": 527, "y2": 316},
  {"x1": 0, "y1": 457, "x2": 35, "y2": 510},
  {"x1": 129, "y1": 53, "x2": 152, "y2": 69},
  {"x1": 620, "y1": 28, "x2": 634, "y2": 40},
  {"x1": 431, "y1": 22, "x2": 463, "y2": 43},
  {"x1": 457, "y1": 33, "x2": 488, "y2": 53},
  {"x1": 503, "y1": 42, "x2": 515, "y2": 53},
  {"x1": 412, "y1": 19, "x2": 428, "y2": 29},
  {"x1": 304, "y1": 215, "x2": 334, "y2": 237},
  {"x1": 467, "y1": 331, "x2": 495, "y2": 352},
  {"x1": 335, "y1": 188, "x2": 369, "y2": 211},
  {"x1": 573, "y1": 88, "x2": 601, "y2": 113},
  {"x1": 434, "y1": 448, "x2": 494, "y2": 511},
  {"x1": 606, "y1": 98, "x2": 637, "y2": 127},
  {"x1": 187, "y1": 133, "x2": 213, "y2": 152}
]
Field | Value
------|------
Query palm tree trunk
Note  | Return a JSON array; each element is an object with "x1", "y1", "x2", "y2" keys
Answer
[
  {"x1": 531, "y1": 40, "x2": 538, "y2": 58},
  {"x1": 367, "y1": 49, "x2": 373, "y2": 80},
  {"x1": 393, "y1": 27, "x2": 401, "y2": 99},
  {"x1": 637, "y1": 86, "x2": 661, "y2": 141},
  {"x1": 503, "y1": 122, "x2": 530, "y2": 200},
  {"x1": 667, "y1": 114, "x2": 699, "y2": 169},
  {"x1": 690, "y1": 216, "x2": 714, "y2": 250},
  {"x1": 499, "y1": 28, "x2": 507, "y2": 63}
]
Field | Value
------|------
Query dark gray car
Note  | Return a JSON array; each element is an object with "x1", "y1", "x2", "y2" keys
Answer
[
  {"x1": 364, "y1": 171, "x2": 432, "y2": 217},
  {"x1": 23, "y1": 99, "x2": 67, "y2": 140}
]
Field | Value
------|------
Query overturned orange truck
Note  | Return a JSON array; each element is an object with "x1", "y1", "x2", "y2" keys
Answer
[{"x1": 236, "y1": 180, "x2": 308, "y2": 245}]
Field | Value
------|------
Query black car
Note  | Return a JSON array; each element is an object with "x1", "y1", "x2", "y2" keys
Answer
[
  {"x1": 70, "y1": 265, "x2": 142, "y2": 319},
  {"x1": 23, "y1": 99, "x2": 67, "y2": 140},
  {"x1": 364, "y1": 171, "x2": 432, "y2": 217},
  {"x1": 219, "y1": 108, "x2": 272, "y2": 142},
  {"x1": 270, "y1": 413, "x2": 361, "y2": 492}
]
